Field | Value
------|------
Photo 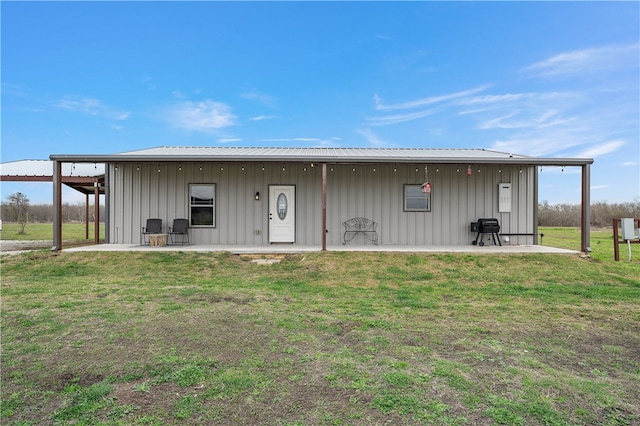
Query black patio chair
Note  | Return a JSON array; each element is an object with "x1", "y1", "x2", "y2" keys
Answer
[
  {"x1": 169, "y1": 218, "x2": 190, "y2": 245},
  {"x1": 141, "y1": 218, "x2": 163, "y2": 245}
]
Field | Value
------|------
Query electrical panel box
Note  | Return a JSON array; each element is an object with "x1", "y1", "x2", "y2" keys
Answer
[
  {"x1": 498, "y1": 183, "x2": 512, "y2": 213},
  {"x1": 621, "y1": 218, "x2": 636, "y2": 240}
]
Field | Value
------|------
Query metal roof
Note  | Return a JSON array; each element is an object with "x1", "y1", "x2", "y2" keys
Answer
[
  {"x1": 1, "y1": 160, "x2": 105, "y2": 178},
  {"x1": 118, "y1": 146, "x2": 527, "y2": 158},
  {"x1": 0, "y1": 160, "x2": 106, "y2": 195},
  {"x1": 49, "y1": 146, "x2": 594, "y2": 166}
]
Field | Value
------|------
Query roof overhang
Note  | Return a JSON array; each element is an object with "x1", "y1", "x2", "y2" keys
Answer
[
  {"x1": 1, "y1": 160, "x2": 106, "y2": 194},
  {"x1": 49, "y1": 147, "x2": 594, "y2": 167}
]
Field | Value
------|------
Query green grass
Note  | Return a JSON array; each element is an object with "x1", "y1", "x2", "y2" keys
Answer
[
  {"x1": 1, "y1": 222, "x2": 104, "y2": 242},
  {"x1": 1, "y1": 240, "x2": 639, "y2": 425},
  {"x1": 539, "y1": 226, "x2": 625, "y2": 251}
]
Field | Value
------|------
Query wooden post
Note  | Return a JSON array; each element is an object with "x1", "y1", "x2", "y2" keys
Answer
[
  {"x1": 85, "y1": 193, "x2": 90, "y2": 240},
  {"x1": 613, "y1": 218, "x2": 640, "y2": 261},
  {"x1": 94, "y1": 182, "x2": 100, "y2": 244},
  {"x1": 53, "y1": 160, "x2": 63, "y2": 252},
  {"x1": 581, "y1": 164, "x2": 591, "y2": 253},
  {"x1": 322, "y1": 163, "x2": 327, "y2": 251},
  {"x1": 613, "y1": 218, "x2": 620, "y2": 261},
  {"x1": 533, "y1": 164, "x2": 539, "y2": 245}
]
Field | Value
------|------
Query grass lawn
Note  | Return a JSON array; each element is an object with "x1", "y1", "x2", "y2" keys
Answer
[
  {"x1": 1, "y1": 230, "x2": 639, "y2": 425},
  {"x1": 1, "y1": 222, "x2": 105, "y2": 242}
]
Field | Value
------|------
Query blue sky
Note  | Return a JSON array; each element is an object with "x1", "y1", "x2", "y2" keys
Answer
[{"x1": 2, "y1": 1, "x2": 638, "y2": 205}]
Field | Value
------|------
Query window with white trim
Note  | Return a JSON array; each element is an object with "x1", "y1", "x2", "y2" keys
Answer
[
  {"x1": 404, "y1": 184, "x2": 431, "y2": 212},
  {"x1": 189, "y1": 184, "x2": 216, "y2": 227}
]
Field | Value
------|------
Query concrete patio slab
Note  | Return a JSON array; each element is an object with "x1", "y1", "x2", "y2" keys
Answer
[{"x1": 60, "y1": 243, "x2": 579, "y2": 255}]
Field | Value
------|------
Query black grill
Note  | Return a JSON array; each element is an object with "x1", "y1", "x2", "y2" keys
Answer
[
  {"x1": 471, "y1": 218, "x2": 501, "y2": 246},
  {"x1": 478, "y1": 218, "x2": 500, "y2": 233}
]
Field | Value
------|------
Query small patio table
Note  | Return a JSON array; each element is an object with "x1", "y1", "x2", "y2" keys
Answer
[{"x1": 147, "y1": 234, "x2": 168, "y2": 247}]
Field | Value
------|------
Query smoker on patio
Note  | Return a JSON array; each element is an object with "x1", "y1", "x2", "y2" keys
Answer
[{"x1": 470, "y1": 218, "x2": 502, "y2": 246}]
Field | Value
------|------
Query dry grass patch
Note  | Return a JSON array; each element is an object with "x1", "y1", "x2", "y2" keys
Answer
[{"x1": 1, "y1": 250, "x2": 639, "y2": 425}]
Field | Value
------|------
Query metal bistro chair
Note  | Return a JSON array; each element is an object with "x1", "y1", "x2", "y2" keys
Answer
[
  {"x1": 169, "y1": 218, "x2": 190, "y2": 245},
  {"x1": 141, "y1": 218, "x2": 163, "y2": 245}
]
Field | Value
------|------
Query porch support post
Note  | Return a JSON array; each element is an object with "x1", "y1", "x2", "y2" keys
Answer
[
  {"x1": 533, "y1": 165, "x2": 539, "y2": 245},
  {"x1": 85, "y1": 193, "x2": 90, "y2": 240},
  {"x1": 94, "y1": 182, "x2": 100, "y2": 244},
  {"x1": 322, "y1": 162, "x2": 327, "y2": 251},
  {"x1": 53, "y1": 160, "x2": 63, "y2": 252},
  {"x1": 581, "y1": 164, "x2": 591, "y2": 253},
  {"x1": 104, "y1": 166, "x2": 110, "y2": 243}
]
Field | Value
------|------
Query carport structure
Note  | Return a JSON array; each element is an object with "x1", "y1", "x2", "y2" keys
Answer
[{"x1": 0, "y1": 160, "x2": 105, "y2": 243}]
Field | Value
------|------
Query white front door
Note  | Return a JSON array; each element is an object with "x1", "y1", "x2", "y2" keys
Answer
[{"x1": 269, "y1": 185, "x2": 295, "y2": 243}]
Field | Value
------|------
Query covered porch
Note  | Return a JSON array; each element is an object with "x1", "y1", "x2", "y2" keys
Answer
[
  {"x1": 50, "y1": 147, "x2": 594, "y2": 253},
  {"x1": 62, "y1": 243, "x2": 579, "y2": 255}
]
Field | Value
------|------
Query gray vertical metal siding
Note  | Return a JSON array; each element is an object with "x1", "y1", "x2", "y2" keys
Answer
[
  {"x1": 325, "y1": 164, "x2": 534, "y2": 246},
  {"x1": 108, "y1": 162, "x2": 534, "y2": 246}
]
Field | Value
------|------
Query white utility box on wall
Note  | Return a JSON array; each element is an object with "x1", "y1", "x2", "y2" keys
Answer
[
  {"x1": 498, "y1": 183, "x2": 512, "y2": 213},
  {"x1": 621, "y1": 218, "x2": 636, "y2": 240}
]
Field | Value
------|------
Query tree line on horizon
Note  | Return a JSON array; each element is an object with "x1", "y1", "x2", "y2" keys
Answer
[
  {"x1": 2, "y1": 195, "x2": 638, "y2": 228},
  {"x1": 537, "y1": 200, "x2": 640, "y2": 228},
  {"x1": 1, "y1": 196, "x2": 106, "y2": 226}
]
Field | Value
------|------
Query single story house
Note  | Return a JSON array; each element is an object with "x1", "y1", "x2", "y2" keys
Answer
[{"x1": 49, "y1": 146, "x2": 594, "y2": 252}]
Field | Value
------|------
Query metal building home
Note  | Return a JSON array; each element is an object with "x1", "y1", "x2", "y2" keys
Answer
[{"x1": 49, "y1": 147, "x2": 594, "y2": 252}]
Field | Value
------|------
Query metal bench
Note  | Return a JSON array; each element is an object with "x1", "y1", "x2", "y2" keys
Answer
[{"x1": 342, "y1": 217, "x2": 378, "y2": 245}]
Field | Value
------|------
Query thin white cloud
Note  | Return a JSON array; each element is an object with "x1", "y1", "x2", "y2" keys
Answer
[
  {"x1": 168, "y1": 100, "x2": 237, "y2": 132},
  {"x1": 241, "y1": 91, "x2": 276, "y2": 108},
  {"x1": 367, "y1": 85, "x2": 493, "y2": 127},
  {"x1": 476, "y1": 88, "x2": 625, "y2": 158},
  {"x1": 521, "y1": 43, "x2": 639, "y2": 78},
  {"x1": 374, "y1": 85, "x2": 490, "y2": 111},
  {"x1": 113, "y1": 112, "x2": 130, "y2": 120},
  {"x1": 55, "y1": 97, "x2": 96, "y2": 114},
  {"x1": 479, "y1": 109, "x2": 573, "y2": 130},
  {"x1": 478, "y1": 111, "x2": 521, "y2": 129},
  {"x1": 262, "y1": 137, "x2": 321, "y2": 142},
  {"x1": 493, "y1": 129, "x2": 626, "y2": 159},
  {"x1": 312, "y1": 139, "x2": 342, "y2": 148},
  {"x1": 357, "y1": 128, "x2": 389, "y2": 147},
  {"x1": 54, "y1": 96, "x2": 130, "y2": 120},
  {"x1": 459, "y1": 92, "x2": 581, "y2": 122},
  {"x1": 366, "y1": 107, "x2": 444, "y2": 127},
  {"x1": 622, "y1": 161, "x2": 637, "y2": 166},
  {"x1": 491, "y1": 137, "x2": 576, "y2": 158},
  {"x1": 218, "y1": 138, "x2": 243, "y2": 143},
  {"x1": 250, "y1": 115, "x2": 277, "y2": 121},
  {"x1": 591, "y1": 185, "x2": 609, "y2": 191},
  {"x1": 260, "y1": 137, "x2": 341, "y2": 147},
  {"x1": 576, "y1": 140, "x2": 625, "y2": 158},
  {"x1": 141, "y1": 76, "x2": 156, "y2": 91},
  {"x1": 458, "y1": 93, "x2": 534, "y2": 105},
  {"x1": 489, "y1": 121, "x2": 599, "y2": 157}
]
